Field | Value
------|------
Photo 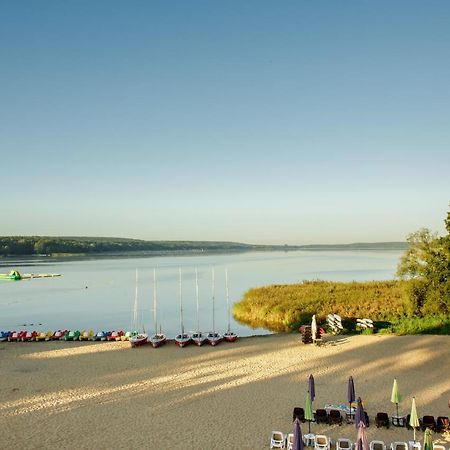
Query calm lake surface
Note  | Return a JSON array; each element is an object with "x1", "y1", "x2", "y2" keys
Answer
[{"x1": 0, "y1": 250, "x2": 403, "y2": 336}]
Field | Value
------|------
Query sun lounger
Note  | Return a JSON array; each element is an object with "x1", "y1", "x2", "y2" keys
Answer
[
  {"x1": 293, "y1": 407, "x2": 305, "y2": 422},
  {"x1": 287, "y1": 433, "x2": 294, "y2": 450},
  {"x1": 336, "y1": 438, "x2": 353, "y2": 450},
  {"x1": 421, "y1": 416, "x2": 436, "y2": 431},
  {"x1": 390, "y1": 442, "x2": 408, "y2": 450},
  {"x1": 271, "y1": 431, "x2": 286, "y2": 449},
  {"x1": 314, "y1": 435, "x2": 331, "y2": 450},
  {"x1": 329, "y1": 409, "x2": 343, "y2": 425},
  {"x1": 370, "y1": 440, "x2": 386, "y2": 450},
  {"x1": 375, "y1": 412, "x2": 390, "y2": 429}
]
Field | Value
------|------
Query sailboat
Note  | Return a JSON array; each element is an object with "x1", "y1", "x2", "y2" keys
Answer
[
  {"x1": 129, "y1": 269, "x2": 148, "y2": 347},
  {"x1": 175, "y1": 268, "x2": 191, "y2": 347},
  {"x1": 223, "y1": 268, "x2": 238, "y2": 342},
  {"x1": 191, "y1": 268, "x2": 206, "y2": 346},
  {"x1": 207, "y1": 267, "x2": 223, "y2": 346},
  {"x1": 149, "y1": 268, "x2": 166, "y2": 348}
]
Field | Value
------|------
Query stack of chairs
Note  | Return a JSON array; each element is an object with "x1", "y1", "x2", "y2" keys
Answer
[
  {"x1": 370, "y1": 441, "x2": 387, "y2": 450},
  {"x1": 422, "y1": 415, "x2": 436, "y2": 431},
  {"x1": 336, "y1": 438, "x2": 352, "y2": 450},
  {"x1": 329, "y1": 409, "x2": 343, "y2": 425},
  {"x1": 314, "y1": 435, "x2": 331, "y2": 450},
  {"x1": 436, "y1": 416, "x2": 450, "y2": 433},
  {"x1": 293, "y1": 407, "x2": 305, "y2": 422},
  {"x1": 301, "y1": 326, "x2": 313, "y2": 344},
  {"x1": 270, "y1": 431, "x2": 285, "y2": 449},
  {"x1": 314, "y1": 409, "x2": 329, "y2": 424},
  {"x1": 375, "y1": 412, "x2": 390, "y2": 429}
]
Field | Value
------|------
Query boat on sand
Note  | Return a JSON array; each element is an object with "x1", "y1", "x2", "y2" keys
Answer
[
  {"x1": 149, "y1": 269, "x2": 166, "y2": 348},
  {"x1": 130, "y1": 269, "x2": 148, "y2": 348},
  {"x1": 175, "y1": 268, "x2": 191, "y2": 348},
  {"x1": 206, "y1": 268, "x2": 223, "y2": 346}
]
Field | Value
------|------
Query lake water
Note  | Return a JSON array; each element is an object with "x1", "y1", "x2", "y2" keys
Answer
[{"x1": 0, "y1": 250, "x2": 402, "y2": 336}]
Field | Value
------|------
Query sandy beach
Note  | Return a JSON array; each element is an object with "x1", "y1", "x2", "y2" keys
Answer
[{"x1": 1, "y1": 334, "x2": 450, "y2": 450}]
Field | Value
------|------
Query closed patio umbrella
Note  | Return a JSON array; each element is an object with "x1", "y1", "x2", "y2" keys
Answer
[
  {"x1": 293, "y1": 418, "x2": 304, "y2": 450},
  {"x1": 391, "y1": 379, "x2": 401, "y2": 418},
  {"x1": 308, "y1": 374, "x2": 315, "y2": 402},
  {"x1": 305, "y1": 392, "x2": 314, "y2": 434},
  {"x1": 356, "y1": 421, "x2": 369, "y2": 450},
  {"x1": 311, "y1": 315, "x2": 317, "y2": 342},
  {"x1": 409, "y1": 397, "x2": 420, "y2": 442},
  {"x1": 355, "y1": 397, "x2": 367, "y2": 429},
  {"x1": 423, "y1": 428, "x2": 433, "y2": 450},
  {"x1": 348, "y1": 376, "x2": 356, "y2": 420}
]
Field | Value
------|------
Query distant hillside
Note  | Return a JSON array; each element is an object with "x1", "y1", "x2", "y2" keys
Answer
[
  {"x1": 297, "y1": 242, "x2": 407, "y2": 250},
  {"x1": 0, "y1": 236, "x2": 407, "y2": 256}
]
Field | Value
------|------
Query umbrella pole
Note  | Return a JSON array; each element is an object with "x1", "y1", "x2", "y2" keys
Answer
[
  {"x1": 396, "y1": 403, "x2": 399, "y2": 418},
  {"x1": 309, "y1": 420, "x2": 311, "y2": 434}
]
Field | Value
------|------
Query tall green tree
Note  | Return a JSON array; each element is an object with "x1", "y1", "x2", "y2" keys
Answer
[{"x1": 397, "y1": 209, "x2": 450, "y2": 315}]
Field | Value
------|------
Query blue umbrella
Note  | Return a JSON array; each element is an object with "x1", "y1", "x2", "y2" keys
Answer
[
  {"x1": 355, "y1": 397, "x2": 367, "y2": 429},
  {"x1": 293, "y1": 418, "x2": 304, "y2": 450},
  {"x1": 308, "y1": 374, "x2": 315, "y2": 402},
  {"x1": 348, "y1": 376, "x2": 356, "y2": 418}
]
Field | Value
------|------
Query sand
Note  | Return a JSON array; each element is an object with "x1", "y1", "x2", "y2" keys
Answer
[{"x1": 1, "y1": 334, "x2": 450, "y2": 450}]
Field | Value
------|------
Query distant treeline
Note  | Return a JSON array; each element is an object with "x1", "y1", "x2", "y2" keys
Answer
[
  {"x1": 0, "y1": 236, "x2": 259, "y2": 256},
  {"x1": 0, "y1": 236, "x2": 407, "y2": 256}
]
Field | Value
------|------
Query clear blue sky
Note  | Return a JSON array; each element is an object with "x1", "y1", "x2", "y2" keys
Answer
[{"x1": 1, "y1": 1, "x2": 449, "y2": 244}]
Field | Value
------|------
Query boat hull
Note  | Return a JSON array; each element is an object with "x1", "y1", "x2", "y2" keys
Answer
[
  {"x1": 175, "y1": 334, "x2": 191, "y2": 348},
  {"x1": 223, "y1": 333, "x2": 238, "y2": 343},
  {"x1": 149, "y1": 335, "x2": 166, "y2": 348},
  {"x1": 130, "y1": 334, "x2": 148, "y2": 347}
]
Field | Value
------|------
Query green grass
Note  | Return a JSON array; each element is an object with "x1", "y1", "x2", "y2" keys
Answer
[{"x1": 233, "y1": 280, "x2": 450, "y2": 335}]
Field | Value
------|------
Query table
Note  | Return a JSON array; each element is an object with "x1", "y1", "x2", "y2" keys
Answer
[
  {"x1": 392, "y1": 415, "x2": 407, "y2": 427},
  {"x1": 409, "y1": 441, "x2": 421, "y2": 450},
  {"x1": 303, "y1": 433, "x2": 316, "y2": 447}
]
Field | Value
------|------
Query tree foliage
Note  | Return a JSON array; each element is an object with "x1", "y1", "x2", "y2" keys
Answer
[{"x1": 396, "y1": 209, "x2": 450, "y2": 315}]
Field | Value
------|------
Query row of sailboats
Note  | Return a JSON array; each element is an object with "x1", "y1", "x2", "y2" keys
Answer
[{"x1": 131, "y1": 267, "x2": 237, "y2": 348}]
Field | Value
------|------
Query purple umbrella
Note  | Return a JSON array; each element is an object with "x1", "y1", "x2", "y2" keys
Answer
[
  {"x1": 293, "y1": 418, "x2": 304, "y2": 450},
  {"x1": 355, "y1": 397, "x2": 367, "y2": 429},
  {"x1": 348, "y1": 376, "x2": 356, "y2": 418},
  {"x1": 308, "y1": 374, "x2": 315, "y2": 402}
]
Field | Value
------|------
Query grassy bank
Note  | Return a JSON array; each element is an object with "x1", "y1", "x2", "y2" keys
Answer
[{"x1": 232, "y1": 280, "x2": 450, "y2": 334}]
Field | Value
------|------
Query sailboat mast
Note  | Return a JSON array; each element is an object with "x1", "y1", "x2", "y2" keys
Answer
[
  {"x1": 133, "y1": 269, "x2": 138, "y2": 331},
  {"x1": 179, "y1": 268, "x2": 184, "y2": 335},
  {"x1": 212, "y1": 267, "x2": 215, "y2": 333},
  {"x1": 226, "y1": 268, "x2": 230, "y2": 334},
  {"x1": 195, "y1": 268, "x2": 200, "y2": 332},
  {"x1": 153, "y1": 268, "x2": 157, "y2": 335}
]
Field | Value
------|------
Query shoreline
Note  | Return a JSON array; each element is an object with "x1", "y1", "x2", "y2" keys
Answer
[{"x1": 1, "y1": 334, "x2": 450, "y2": 449}]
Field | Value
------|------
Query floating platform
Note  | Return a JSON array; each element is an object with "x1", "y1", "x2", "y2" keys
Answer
[{"x1": 0, "y1": 270, "x2": 61, "y2": 281}]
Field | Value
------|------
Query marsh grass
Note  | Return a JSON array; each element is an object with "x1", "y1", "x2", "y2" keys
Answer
[{"x1": 233, "y1": 280, "x2": 417, "y2": 333}]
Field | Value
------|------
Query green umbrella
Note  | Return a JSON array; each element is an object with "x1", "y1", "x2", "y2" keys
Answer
[
  {"x1": 409, "y1": 397, "x2": 420, "y2": 442},
  {"x1": 391, "y1": 379, "x2": 401, "y2": 418},
  {"x1": 305, "y1": 392, "x2": 314, "y2": 434},
  {"x1": 423, "y1": 428, "x2": 433, "y2": 450}
]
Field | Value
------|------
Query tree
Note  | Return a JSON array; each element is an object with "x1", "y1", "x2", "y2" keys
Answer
[{"x1": 397, "y1": 211, "x2": 450, "y2": 315}]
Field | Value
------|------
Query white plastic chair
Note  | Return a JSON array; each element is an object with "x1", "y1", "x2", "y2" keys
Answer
[
  {"x1": 315, "y1": 435, "x2": 331, "y2": 450},
  {"x1": 433, "y1": 445, "x2": 446, "y2": 450},
  {"x1": 270, "y1": 431, "x2": 286, "y2": 449},
  {"x1": 370, "y1": 441, "x2": 387, "y2": 450},
  {"x1": 287, "y1": 433, "x2": 294, "y2": 450},
  {"x1": 337, "y1": 438, "x2": 353, "y2": 450},
  {"x1": 391, "y1": 442, "x2": 408, "y2": 450}
]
